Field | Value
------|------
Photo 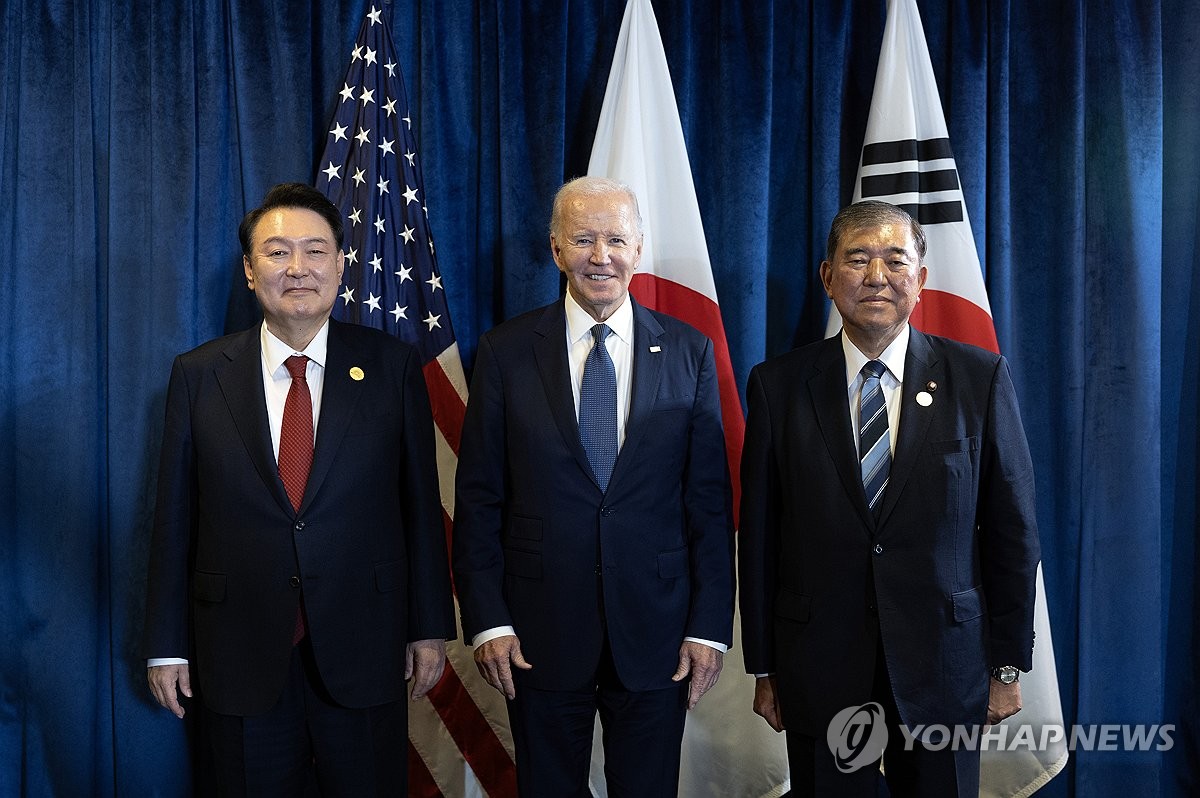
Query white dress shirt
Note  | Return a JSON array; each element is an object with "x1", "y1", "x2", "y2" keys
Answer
[
  {"x1": 148, "y1": 320, "x2": 332, "y2": 667},
  {"x1": 841, "y1": 326, "x2": 909, "y2": 458},
  {"x1": 565, "y1": 289, "x2": 634, "y2": 448}
]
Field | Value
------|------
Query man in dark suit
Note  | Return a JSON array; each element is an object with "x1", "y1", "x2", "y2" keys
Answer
[
  {"x1": 739, "y1": 201, "x2": 1040, "y2": 796},
  {"x1": 452, "y1": 176, "x2": 735, "y2": 796},
  {"x1": 142, "y1": 183, "x2": 455, "y2": 794}
]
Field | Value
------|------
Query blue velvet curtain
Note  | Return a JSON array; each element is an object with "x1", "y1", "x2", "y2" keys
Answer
[{"x1": 0, "y1": 0, "x2": 1194, "y2": 795}]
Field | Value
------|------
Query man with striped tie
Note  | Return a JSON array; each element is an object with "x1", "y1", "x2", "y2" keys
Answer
[{"x1": 739, "y1": 201, "x2": 1041, "y2": 796}]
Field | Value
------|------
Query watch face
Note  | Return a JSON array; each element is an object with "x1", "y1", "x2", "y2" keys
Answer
[{"x1": 993, "y1": 666, "x2": 1019, "y2": 684}]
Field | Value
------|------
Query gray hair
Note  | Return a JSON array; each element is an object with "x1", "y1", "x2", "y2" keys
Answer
[
  {"x1": 825, "y1": 200, "x2": 926, "y2": 263},
  {"x1": 550, "y1": 176, "x2": 644, "y2": 239}
]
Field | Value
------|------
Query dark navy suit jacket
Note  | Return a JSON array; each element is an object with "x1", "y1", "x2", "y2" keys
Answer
[
  {"x1": 453, "y1": 298, "x2": 735, "y2": 692},
  {"x1": 739, "y1": 328, "x2": 1040, "y2": 736},
  {"x1": 142, "y1": 319, "x2": 455, "y2": 716}
]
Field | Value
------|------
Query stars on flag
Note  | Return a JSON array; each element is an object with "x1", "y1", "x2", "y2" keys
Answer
[{"x1": 316, "y1": 3, "x2": 456, "y2": 357}]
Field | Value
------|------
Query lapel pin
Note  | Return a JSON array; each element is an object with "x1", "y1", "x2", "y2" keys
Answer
[
  {"x1": 649, "y1": 345, "x2": 661, "y2": 353},
  {"x1": 916, "y1": 391, "x2": 933, "y2": 407},
  {"x1": 349, "y1": 366, "x2": 365, "y2": 381},
  {"x1": 926, "y1": 380, "x2": 937, "y2": 392}
]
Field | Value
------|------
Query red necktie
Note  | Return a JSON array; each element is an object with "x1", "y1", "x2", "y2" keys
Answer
[{"x1": 279, "y1": 355, "x2": 312, "y2": 643}]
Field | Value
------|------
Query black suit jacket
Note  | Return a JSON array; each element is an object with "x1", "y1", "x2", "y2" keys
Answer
[
  {"x1": 739, "y1": 329, "x2": 1040, "y2": 735},
  {"x1": 142, "y1": 319, "x2": 455, "y2": 716},
  {"x1": 453, "y1": 298, "x2": 735, "y2": 692}
]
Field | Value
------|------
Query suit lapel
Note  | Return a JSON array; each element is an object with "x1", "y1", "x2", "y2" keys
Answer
[
  {"x1": 610, "y1": 301, "x2": 665, "y2": 489},
  {"x1": 214, "y1": 327, "x2": 294, "y2": 515},
  {"x1": 808, "y1": 337, "x2": 875, "y2": 532},
  {"x1": 303, "y1": 320, "x2": 366, "y2": 514},
  {"x1": 876, "y1": 328, "x2": 939, "y2": 528},
  {"x1": 532, "y1": 303, "x2": 598, "y2": 488}
]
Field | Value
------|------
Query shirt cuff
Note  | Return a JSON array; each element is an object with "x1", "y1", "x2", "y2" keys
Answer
[
  {"x1": 147, "y1": 657, "x2": 189, "y2": 667},
  {"x1": 684, "y1": 637, "x2": 728, "y2": 654},
  {"x1": 471, "y1": 626, "x2": 516, "y2": 649}
]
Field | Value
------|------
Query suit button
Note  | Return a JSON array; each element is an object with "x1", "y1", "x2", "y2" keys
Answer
[
  {"x1": 290, "y1": 576, "x2": 301, "y2": 588},
  {"x1": 595, "y1": 564, "x2": 602, "y2": 576},
  {"x1": 873, "y1": 544, "x2": 883, "y2": 555},
  {"x1": 294, "y1": 521, "x2": 305, "y2": 532},
  {"x1": 600, "y1": 506, "x2": 614, "y2": 517}
]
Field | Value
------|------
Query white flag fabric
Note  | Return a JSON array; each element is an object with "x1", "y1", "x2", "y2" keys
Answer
[
  {"x1": 586, "y1": 0, "x2": 745, "y2": 515},
  {"x1": 825, "y1": 0, "x2": 997, "y2": 352},
  {"x1": 586, "y1": 0, "x2": 787, "y2": 795},
  {"x1": 830, "y1": 0, "x2": 1068, "y2": 794}
]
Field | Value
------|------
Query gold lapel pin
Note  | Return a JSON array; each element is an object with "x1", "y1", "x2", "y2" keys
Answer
[{"x1": 349, "y1": 366, "x2": 365, "y2": 381}]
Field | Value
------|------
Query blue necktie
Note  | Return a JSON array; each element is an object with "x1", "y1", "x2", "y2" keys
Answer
[
  {"x1": 859, "y1": 360, "x2": 891, "y2": 515},
  {"x1": 580, "y1": 324, "x2": 617, "y2": 492}
]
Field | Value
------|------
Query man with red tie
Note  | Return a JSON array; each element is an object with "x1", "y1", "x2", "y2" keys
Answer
[{"x1": 142, "y1": 183, "x2": 454, "y2": 794}]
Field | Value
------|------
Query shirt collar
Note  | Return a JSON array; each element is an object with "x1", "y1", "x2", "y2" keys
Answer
[
  {"x1": 841, "y1": 325, "x2": 909, "y2": 387},
  {"x1": 564, "y1": 290, "x2": 634, "y2": 347},
  {"x1": 261, "y1": 318, "x2": 331, "y2": 374}
]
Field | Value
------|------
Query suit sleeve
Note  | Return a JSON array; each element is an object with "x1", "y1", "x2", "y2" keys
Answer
[
  {"x1": 451, "y1": 334, "x2": 514, "y2": 640},
  {"x1": 398, "y1": 344, "x2": 457, "y2": 642},
  {"x1": 680, "y1": 338, "x2": 736, "y2": 646},
  {"x1": 978, "y1": 356, "x2": 1041, "y2": 671},
  {"x1": 141, "y1": 356, "x2": 197, "y2": 660},
  {"x1": 738, "y1": 365, "x2": 780, "y2": 675}
]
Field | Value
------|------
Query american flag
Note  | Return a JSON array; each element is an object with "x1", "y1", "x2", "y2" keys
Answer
[{"x1": 315, "y1": 7, "x2": 517, "y2": 796}]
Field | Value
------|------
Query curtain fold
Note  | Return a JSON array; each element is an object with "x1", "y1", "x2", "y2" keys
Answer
[{"x1": 0, "y1": 0, "x2": 1194, "y2": 794}]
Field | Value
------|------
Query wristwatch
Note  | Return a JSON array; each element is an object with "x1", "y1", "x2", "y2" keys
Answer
[{"x1": 991, "y1": 665, "x2": 1020, "y2": 685}]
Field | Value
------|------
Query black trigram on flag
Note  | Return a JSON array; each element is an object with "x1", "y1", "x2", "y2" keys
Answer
[{"x1": 859, "y1": 137, "x2": 964, "y2": 225}]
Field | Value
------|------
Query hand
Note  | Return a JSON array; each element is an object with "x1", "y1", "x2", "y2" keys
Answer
[
  {"x1": 473, "y1": 634, "x2": 532, "y2": 700},
  {"x1": 753, "y1": 675, "x2": 784, "y2": 732},
  {"x1": 671, "y1": 641, "x2": 723, "y2": 710},
  {"x1": 147, "y1": 664, "x2": 192, "y2": 719},
  {"x1": 987, "y1": 679, "x2": 1023, "y2": 724},
  {"x1": 406, "y1": 639, "x2": 448, "y2": 700}
]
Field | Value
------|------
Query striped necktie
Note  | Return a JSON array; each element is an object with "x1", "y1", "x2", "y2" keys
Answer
[{"x1": 859, "y1": 360, "x2": 891, "y2": 515}]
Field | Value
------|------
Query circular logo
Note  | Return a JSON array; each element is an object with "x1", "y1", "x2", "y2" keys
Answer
[{"x1": 826, "y1": 702, "x2": 889, "y2": 773}]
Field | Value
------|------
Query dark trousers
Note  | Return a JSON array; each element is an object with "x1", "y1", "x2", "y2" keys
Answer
[
  {"x1": 786, "y1": 636, "x2": 981, "y2": 798},
  {"x1": 204, "y1": 641, "x2": 407, "y2": 797},
  {"x1": 507, "y1": 641, "x2": 688, "y2": 798}
]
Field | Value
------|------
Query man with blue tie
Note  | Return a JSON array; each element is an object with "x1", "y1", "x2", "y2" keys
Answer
[
  {"x1": 739, "y1": 201, "x2": 1041, "y2": 796},
  {"x1": 453, "y1": 177, "x2": 735, "y2": 797}
]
